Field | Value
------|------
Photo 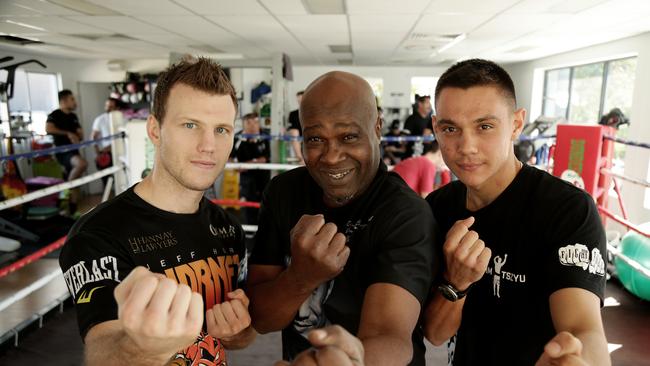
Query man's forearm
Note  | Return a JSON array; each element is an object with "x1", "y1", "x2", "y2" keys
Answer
[
  {"x1": 221, "y1": 325, "x2": 257, "y2": 350},
  {"x1": 574, "y1": 329, "x2": 611, "y2": 366},
  {"x1": 248, "y1": 269, "x2": 317, "y2": 333},
  {"x1": 423, "y1": 292, "x2": 464, "y2": 346},
  {"x1": 46, "y1": 123, "x2": 69, "y2": 136},
  {"x1": 361, "y1": 334, "x2": 412, "y2": 366},
  {"x1": 86, "y1": 330, "x2": 172, "y2": 366}
]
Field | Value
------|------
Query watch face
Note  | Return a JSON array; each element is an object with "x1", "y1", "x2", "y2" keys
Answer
[{"x1": 439, "y1": 284, "x2": 459, "y2": 302}]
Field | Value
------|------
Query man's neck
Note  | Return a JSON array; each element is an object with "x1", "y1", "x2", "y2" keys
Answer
[
  {"x1": 466, "y1": 157, "x2": 523, "y2": 211},
  {"x1": 60, "y1": 107, "x2": 71, "y2": 114},
  {"x1": 134, "y1": 169, "x2": 204, "y2": 214}
]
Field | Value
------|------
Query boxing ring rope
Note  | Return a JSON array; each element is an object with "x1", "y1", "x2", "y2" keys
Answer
[
  {"x1": 235, "y1": 133, "x2": 437, "y2": 143},
  {"x1": 0, "y1": 165, "x2": 122, "y2": 211},
  {"x1": 0, "y1": 132, "x2": 125, "y2": 162},
  {"x1": 0, "y1": 132, "x2": 129, "y2": 322}
]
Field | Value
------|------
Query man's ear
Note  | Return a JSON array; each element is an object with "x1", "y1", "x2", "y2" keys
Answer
[
  {"x1": 512, "y1": 108, "x2": 526, "y2": 141},
  {"x1": 375, "y1": 115, "x2": 382, "y2": 139},
  {"x1": 147, "y1": 115, "x2": 161, "y2": 147}
]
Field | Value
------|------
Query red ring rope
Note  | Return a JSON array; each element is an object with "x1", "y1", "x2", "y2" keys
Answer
[
  {"x1": 211, "y1": 199, "x2": 261, "y2": 209},
  {"x1": 0, "y1": 236, "x2": 66, "y2": 279}
]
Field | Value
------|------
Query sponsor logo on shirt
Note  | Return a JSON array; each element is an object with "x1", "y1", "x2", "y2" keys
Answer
[
  {"x1": 485, "y1": 253, "x2": 526, "y2": 298},
  {"x1": 558, "y1": 243, "x2": 605, "y2": 276},
  {"x1": 343, "y1": 216, "x2": 374, "y2": 241},
  {"x1": 62, "y1": 256, "x2": 120, "y2": 297},
  {"x1": 210, "y1": 224, "x2": 237, "y2": 239},
  {"x1": 77, "y1": 286, "x2": 105, "y2": 304},
  {"x1": 127, "y1": 230, "x2": 178, "y2": 254},
  {"x1": 163, "y1": 255, "x2": 241, "y2": 310}
]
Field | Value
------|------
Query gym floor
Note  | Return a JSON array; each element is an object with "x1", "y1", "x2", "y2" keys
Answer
[{"x1": 0, "y1": 279, "x2": 646, "y2": 365}]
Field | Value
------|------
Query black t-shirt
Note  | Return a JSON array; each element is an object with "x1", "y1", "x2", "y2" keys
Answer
[
  {"x1": 403, "y1": 113, "x2": 430, "y2": 136},
  {"x1": 250, "y1": 164, "x2": 437, "y2": 365},
  {"x1": 288, "y1": 109, "x2": 301, "y2": 135},
  {"x1": 47, "y1": 109, "x2": 81, "y2": 146},
  {"x1": 232, "y1": 130, "x2": 271, "y2": 163},
  {"x1": 232, "y1": 130, "x2": 271, "y2": 184},
  {"x1": 426, "y1": 164, "x2": 606, "y2": 366},
  {"x1": 59, "y1": 186, "x2": 247, "y2": 365}
]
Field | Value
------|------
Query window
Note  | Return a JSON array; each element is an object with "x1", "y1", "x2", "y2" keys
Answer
[
  {"x1": 541, "y1": 57, "x2": 637, "y2": 200},
  {"x1": 411, "y1": 76, "x2": 438, "y2": 104},
  {"x1": 542, "y1": 68, "x2": 570, "y2": 118},
  {"x1": 604, "y1": 57, "x2": 637, "y2": 163},
  {"x1": 7, "y1": 69, "x2": 59, "y2": 135},
  {"x1": 568, "y1": 63, "x2": 604, "y2": 123},
  {"x1": 542, "y1": 57, "x2": 637, "y2": 123},
  {"x1": 363, "y1": 77, "x2": 384, "y2": 107}
]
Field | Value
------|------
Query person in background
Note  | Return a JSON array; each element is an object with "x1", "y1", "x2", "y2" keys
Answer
[
  {"x1": 382, "y1": 119, "x2": 408, "y2": 165},
  {"x1": 91, "y1": 97, "x2": 122, "y2": 187},
  {"x1": 46, "y1": 89, "x2": 88, "y2": 215},
  {"x1": 288, "y1": 90, "x2": 305, "y2": 164},
  {"x1": 404, "y1": 95, "x2": 433, "y2": 157},
  {"x1": 232, "y1": 112, "x2": 271, "y2": 225},
  {"x1": 393, "y1": 140, "x2": 451, "y2": 197}
]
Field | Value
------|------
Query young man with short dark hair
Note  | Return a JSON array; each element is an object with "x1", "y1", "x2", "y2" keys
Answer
[{"x1": 423, "y1": 59, "x2": 610, "y2": 366}]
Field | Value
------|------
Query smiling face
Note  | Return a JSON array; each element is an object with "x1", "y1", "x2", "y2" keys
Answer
[
  {"x1": 433, "y1": 85, "x2": 524, "y2": 191},
  {"x1": 300, "y1": 72, "x2": 382, "y2": 208},
  {"x1": 148, "y1": 83, "x2": 236, "y2": 192}
]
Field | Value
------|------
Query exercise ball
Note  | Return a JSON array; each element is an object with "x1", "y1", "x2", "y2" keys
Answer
[{"x1": 616, "y1": 225, "x2": 650, "y2": 301}]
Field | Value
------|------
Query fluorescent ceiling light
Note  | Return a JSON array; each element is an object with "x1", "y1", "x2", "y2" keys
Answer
[
  {"x1": 437, "y1": 33, "x2": 466, "y2": 54},
  {"x1": 6, "y1": 20, "x2": 46, "y2": 31},
  {"x1": 302, "y1": 0, "x2": 345, "y2": 14}
]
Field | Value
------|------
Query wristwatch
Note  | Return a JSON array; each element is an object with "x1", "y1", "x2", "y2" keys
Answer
[{"x1": 437, "y1": 280, "x2": 469, "y2": 302}]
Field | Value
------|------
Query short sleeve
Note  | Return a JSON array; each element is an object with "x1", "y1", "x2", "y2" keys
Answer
[
  {"x1": 249, "y1": 183, "x2": 288, "y2": 266},
  {"x1": 58, "y1": 230, "x2": 134, "y2": 340},
  {"x1": 543, "y1": 192, "x2": 607, "y2": 302},
  {"x1": 91, "y1": 115, "x2": 101, "y2": 132},
  {"x1": 367, "y1": 202, "x2": 437, "y2": 305}
]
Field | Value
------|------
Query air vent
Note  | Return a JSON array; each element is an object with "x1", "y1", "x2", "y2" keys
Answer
[
  {"x1": 0, "y1": 35, "x2": 43, "y2": 45},
  {"x1": 337, "y1": 59, "x2": 353, "y2": 65},
  {"x1": 409, "y1": 32, "x2": 433, "y2": 40},
  {"x1": 329, "y1": 44, "x2": 352, "y2": 53}
]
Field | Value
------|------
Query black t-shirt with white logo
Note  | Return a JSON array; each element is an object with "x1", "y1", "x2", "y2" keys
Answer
[
  {"x1": 426, "y1": 164, "x2": 606, "y2": 366},
  {"x1": 250, "y1": 163, "x2": 437, "y2": 365},
  {"x1": 59, "y1": 186, "x2": 246, "y2": 366},
  {"x1": 47, "y1": 109, "x2": 81, "y2": 147}
]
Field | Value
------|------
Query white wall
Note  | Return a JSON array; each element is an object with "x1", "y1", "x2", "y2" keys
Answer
[
  {"x1": 288, "y1": 65, "x2": 447, "y2": 111},
  {"x1": 504, "y1": 31, "x2": 650, "y2": 226}
]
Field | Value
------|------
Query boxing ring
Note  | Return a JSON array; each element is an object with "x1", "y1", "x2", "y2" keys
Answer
[{"x1": 0, "y1": 126, "x2": 648, "y2": 364}]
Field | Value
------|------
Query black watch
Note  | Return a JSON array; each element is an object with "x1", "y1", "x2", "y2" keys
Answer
[{"x1": 437, "y1": 280, "x2": 469, "y2": 302}]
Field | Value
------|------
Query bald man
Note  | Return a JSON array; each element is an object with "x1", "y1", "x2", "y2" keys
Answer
[{"x1": 247, "y1": 71, "x2": 436, "y2": 365}]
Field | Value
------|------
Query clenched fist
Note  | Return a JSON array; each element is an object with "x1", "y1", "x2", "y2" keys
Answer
[
  {"x1": 206, "y1": 289, "x2": 252, "y2": 341},
  {"x1": 443, "y1": 217, "x2": 492, "y2": 291},
  {"x1": 114, "y1": 267, "x2": 203, "y2": 361},
  {"x1": 288, "y1": 215, "x2": 351, "y2": 291}
]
